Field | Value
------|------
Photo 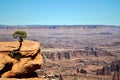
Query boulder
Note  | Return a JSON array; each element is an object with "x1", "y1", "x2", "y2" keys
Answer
[
  {"x1": 0, "y1": 40, "x2": 43, "y2": 78},
  {"x1": 80, "y1": 69, "x2": 87, "y2": 74}
]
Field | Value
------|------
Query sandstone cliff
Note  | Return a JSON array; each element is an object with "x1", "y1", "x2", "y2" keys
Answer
[{"x1": 0, "y1": 40, "x2": 43, "y2": 78}]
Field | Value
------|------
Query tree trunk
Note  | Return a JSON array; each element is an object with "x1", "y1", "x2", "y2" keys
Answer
[
  {"x1": 18, "y1": 37, "x2": 23, "y2": 51},
  {"x1": 18, "y1": 41, "x2": 22, "y2": 51}
]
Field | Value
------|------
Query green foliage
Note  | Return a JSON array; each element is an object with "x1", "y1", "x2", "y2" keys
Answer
[
  {"x1": 12, "y1": 30, "x2": 27, "y2": 39},
  {"x1": 9, "y1": 51, "x2": 14, "y2": 58},
  {"x1": 11, "y1": 30, "x2": 27, "y2": 60},
  {"x1": 9, "y1": 51, "x2": 22, "y2": 60}
]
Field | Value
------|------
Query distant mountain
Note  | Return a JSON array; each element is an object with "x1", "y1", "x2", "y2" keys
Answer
[{"x1": 0, "y1": 25, "x2": 118, "y2": 29}]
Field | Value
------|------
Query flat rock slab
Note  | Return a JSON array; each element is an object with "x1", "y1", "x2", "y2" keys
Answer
[{"x1": 0, "y1": 40, "x2": 40, "y2": 51}]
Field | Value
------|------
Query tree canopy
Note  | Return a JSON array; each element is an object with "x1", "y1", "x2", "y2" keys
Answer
[{"x1": 12, "y1": 30, "x2": 27, "y2": 39}]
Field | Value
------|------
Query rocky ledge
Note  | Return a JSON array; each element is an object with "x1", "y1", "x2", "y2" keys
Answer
[{"x1": 0, "y1": 40, "x2": 43, "y2": 78}]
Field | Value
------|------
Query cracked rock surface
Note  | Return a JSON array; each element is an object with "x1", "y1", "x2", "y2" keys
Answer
[{"x1": 0, "y1": 40, "x2": 43, "y2": 78}]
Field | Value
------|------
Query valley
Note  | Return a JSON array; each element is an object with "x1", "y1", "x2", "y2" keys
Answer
[{"x1": 0, "y1": 25, "x2": 120, "y2": 80}]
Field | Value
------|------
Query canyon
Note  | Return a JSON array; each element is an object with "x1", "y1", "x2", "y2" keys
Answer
[{"x1": 0, "y1": 25, "x2": 120, "y2": 80}]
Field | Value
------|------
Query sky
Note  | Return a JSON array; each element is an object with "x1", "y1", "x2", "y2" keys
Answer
[{"x1": 0, "y1": 0, "x2": 120, "y2": 25}]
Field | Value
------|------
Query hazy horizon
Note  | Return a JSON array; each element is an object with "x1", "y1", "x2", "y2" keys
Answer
[{"x1": 0, "y1": 24, "x2": 119, "y2": 26}]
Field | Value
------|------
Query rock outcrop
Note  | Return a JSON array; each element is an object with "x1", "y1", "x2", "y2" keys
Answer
[
  {"x1": 112, "y1": 61, "x2": 120, "y2": 80},
  {"x1": 96, "y1": 66, "x2": 111, "y2": 75},
  {"x1": 42, "y1": 48, "x2": 113, "y2": 61},
  {"x1": 96, "y1": 60, "x2": 120, "y2": 80},
  {"x1": 0, "y1": 40, "x2": 43, "y2": 78}
]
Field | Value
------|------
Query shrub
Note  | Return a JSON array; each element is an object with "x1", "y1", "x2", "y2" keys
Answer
[{"x1": 9, "y1": 51, "x2": 22, "y2": 60}]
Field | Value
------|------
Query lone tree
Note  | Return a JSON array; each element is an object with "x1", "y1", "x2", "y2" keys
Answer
[{"x1": 12, "y1": 30, "x2": 27, "y2": 51}]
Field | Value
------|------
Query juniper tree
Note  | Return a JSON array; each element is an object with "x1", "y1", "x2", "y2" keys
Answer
[{"x1": 12, "y1": 30, "x2": 27, "y2": 50}]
